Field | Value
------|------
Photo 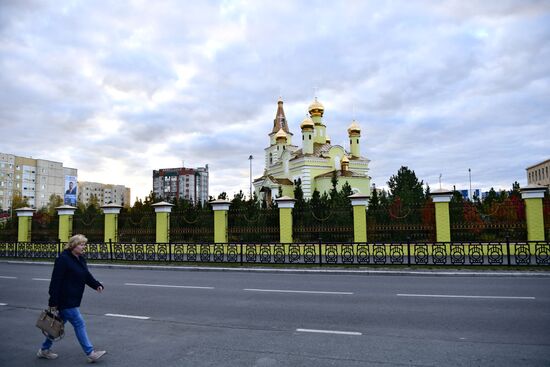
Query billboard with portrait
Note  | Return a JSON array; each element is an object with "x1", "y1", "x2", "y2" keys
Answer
[{"x1": 64, "y1": 175, "x2": 77, "y2": 206}]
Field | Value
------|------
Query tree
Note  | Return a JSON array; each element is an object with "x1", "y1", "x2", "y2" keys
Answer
[
  {"x1": 11, "y1": 193, "x2": 29, "y2": 210},
  {"x1": 46, "y1": 194, "x2": 63, "y2": 216},
  {"x1": 387, "y1": 166, "x2": 425, "y2": 207},
  {"x1": 330, "y1": 170, "x2": 339, "y2": 200},
  {"x1": 369, "y1": 184, "x2": 380, "y2": 211}
]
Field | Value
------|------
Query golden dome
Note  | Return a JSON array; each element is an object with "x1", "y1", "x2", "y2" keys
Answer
[
  {"x1": 341, "y1": 156, "x2": 349, "y2": 163},
  {"x1": 347, "y1": 120, "x2": 361, "y2": 135},
  {"x1": 275, "y1": 128, "x2": 287, "y2": 141},
  {"x1": 300, "y1": 116, "x2": 314, "y2": 130},
  {"x1": 308, "y1": 97, "x2": 324, "y2": 116}
]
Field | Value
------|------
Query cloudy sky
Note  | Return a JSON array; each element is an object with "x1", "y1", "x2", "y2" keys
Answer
[{"x1": 1, "y1": 0, "x2": 549, "y2": 203}]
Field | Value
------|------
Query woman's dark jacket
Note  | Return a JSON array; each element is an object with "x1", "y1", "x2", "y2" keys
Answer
[{"x1": 48, "y1": 249, "x2": 103, "y2": 310}]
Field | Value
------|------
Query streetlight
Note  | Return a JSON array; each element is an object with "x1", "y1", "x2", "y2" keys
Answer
[
  {"x1": 248, "y1": 155, "x2": 253, "y2": 200},
  {"x1": 468, "y1": 168, "x2": 472, "y2": 201}
]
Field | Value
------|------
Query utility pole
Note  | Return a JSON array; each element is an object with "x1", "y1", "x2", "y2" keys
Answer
[
  {"x1": 248, "y1": 155, "x2": 253, "y2": 199},
  {"x1": 468, "y1": 168, "x2": 472, "y2": 201}
]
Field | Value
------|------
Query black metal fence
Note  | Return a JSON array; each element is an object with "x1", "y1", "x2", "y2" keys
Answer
[
  {"x1": 1, "y1": 240, "x2": 548, "y2": 266},
  {"x1": 293, "y1": 208, "x2": 354, "y2": 242}
]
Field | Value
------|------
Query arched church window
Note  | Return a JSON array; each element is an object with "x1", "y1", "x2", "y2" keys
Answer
[{"x1": 269, "y1": 153, "x2": 272, "y2": 164}]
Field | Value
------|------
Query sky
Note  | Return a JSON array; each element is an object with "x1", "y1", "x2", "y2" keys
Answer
[{"x1": 1, "y1": 0, "x2": 549, "y2": 204}]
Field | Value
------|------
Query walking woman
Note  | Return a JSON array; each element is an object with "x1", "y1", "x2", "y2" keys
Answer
[{"x1": 38, "y1": 234, "x2": 107, "y2": 363}]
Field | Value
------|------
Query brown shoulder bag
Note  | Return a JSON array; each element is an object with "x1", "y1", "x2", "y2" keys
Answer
[{"x1": 36, "y1": 309, "x2": 64, "y2": 340}]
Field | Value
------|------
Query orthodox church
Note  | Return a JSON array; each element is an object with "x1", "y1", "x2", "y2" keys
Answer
[{"x1": 253, "y1": 98, "x2": 371, "y2": 202}]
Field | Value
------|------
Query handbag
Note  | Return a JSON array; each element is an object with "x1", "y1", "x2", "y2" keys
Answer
[{"x1": 36, "y1": 309, "x2": 64, "y2": 340}]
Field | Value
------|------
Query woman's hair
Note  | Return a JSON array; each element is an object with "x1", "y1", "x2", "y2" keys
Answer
[{"x1": 66, "y1": 234, "x2": 88, "y2": 250}]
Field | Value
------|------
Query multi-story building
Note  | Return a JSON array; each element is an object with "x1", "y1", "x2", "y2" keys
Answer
[
  {"x1": 527, "y1": 159, "x2": 550, "y2": 188},
  {"x1": 78, "y1": 181, "x2": 131, "y2": 207},
  {"x1": 153, "y1": 165, "x2": 209, "y2": 206},
  {"x1": 0, "y1": 152, "x2": 77, "y2": 210}
]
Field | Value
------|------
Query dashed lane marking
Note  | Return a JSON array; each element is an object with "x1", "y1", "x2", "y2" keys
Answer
[
  {"x1": 105, "y1": 313, "x2": 150, "y2": 320},
  {"x1": 0, "y1": 276, "x2": 17, "y2": 279},
  {"x1": 125, "y1": 282, "x2": 214, "y2": 289},
  {"x1": 397, "y1": 294, "x2": 535, "y2": 300},
  {"x1": 296, "y1": 328, "x2": 362, "y2": 336},
  {"x1": 244, "y1": 288, "x2": 353, "y2": 295}
]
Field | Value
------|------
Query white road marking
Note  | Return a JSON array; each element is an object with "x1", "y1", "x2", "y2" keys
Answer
[
  {"x1": 0, "y1": 303, "x2": 7, "y2": 306},
  {"x1": 105, "y1": 313, "x2": 150, "y2": 320},
  {"x1": 244, "y1": 288, "x2": 353, "y2": 295},
  {"x1": 397, "y1": 294, "x2": 535, "y2": 300},
  {"x1": 125, "y1": 282, "x2": 214, "y2": 290},
  {"x1": 296, "y1": 328, "x2": 362, "y2": 336},
  {"x1": 32, "y1": 278, "x2": 50, "y2": 281},
  {"x1": 0, "y1": 276, "x2": 17, "y2": 279}
]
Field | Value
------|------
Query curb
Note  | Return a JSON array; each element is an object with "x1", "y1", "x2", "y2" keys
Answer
[{"x1": 1, "y1": 260, "x2": 550, "y2": 277}]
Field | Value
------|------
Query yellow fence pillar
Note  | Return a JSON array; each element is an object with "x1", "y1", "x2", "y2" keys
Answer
[
  {"x1": 276, "y1": 196, "x2": 295, "y2": 243},
  {"x1": 211, "y1": 199, "x2": 231, "y2": 243},
  {"x1": 15, "y1": 207, "x2": 35, "y2": 242},
  {"x1": 101, "y1": 203, "x2": 122, "y2": 244},
  {"x1": 152, "y1": 201, "x2": 174, "y2": 244},
  {"x1": 521, "y1": 185, "x2": 547, "y2": 241},
  {"x1": 349, "y1": 194, "x2": 369, "y2": 243},
  {"x1": 56, "y1": 205, "x2": 76, "y2": 244},
  {"x1": 430, "y1": 189, "x2": 453, "y2": 242}
]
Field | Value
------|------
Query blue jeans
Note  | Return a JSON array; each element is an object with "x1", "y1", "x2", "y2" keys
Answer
[{"x1": 41, "y1": 307, "x2": 94, "y2": 355}]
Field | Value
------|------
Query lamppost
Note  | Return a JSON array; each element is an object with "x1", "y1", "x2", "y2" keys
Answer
[
  {"x1": 248, "y1": 155, "x2": 253, "y2": 199},
  {"x1": 468, "y1": 168, "x2": 472, "y2": 201}
]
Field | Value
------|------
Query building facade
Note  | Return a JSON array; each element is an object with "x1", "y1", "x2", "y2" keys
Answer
[
  {"x1": 527, "y1": 159, "x2": 550, "y2": 188},
  {"x1": 0, "y1": 152, "x2": 77, "y2": 210},
  {"x1": 253, "y1": 98, "x2": 371, "y2": 202},
  {"x1": 78, "y1": 181, "x2": 131, "y2": 207},
  {"x1": 153, "y1": 165, "x2": 209, "y2": 206}
]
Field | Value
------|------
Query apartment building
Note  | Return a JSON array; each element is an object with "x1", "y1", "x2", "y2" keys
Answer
[
  {"x1": 153, "y1": 165, "x2": 209, "y2": 206},
  {"x1": 78, "y1": 181, "x2": 131, "y2": 207},
  {"x1": 0, "y1": 152, "x2": 77, "y2": 210},
  {"x1": 527, "y1": 159, "x2": 550, "y2": 188}
]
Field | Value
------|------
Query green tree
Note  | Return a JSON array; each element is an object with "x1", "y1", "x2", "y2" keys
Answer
[
  {"x1": 387, "y1": 166, "x2": 425, "y2": 206},
  {"x1": 369, "y1": 184, "x2": 380, "y2": 211},
  {"x1": 46, "y1": 194, "x2": 63, "y2": 216}
]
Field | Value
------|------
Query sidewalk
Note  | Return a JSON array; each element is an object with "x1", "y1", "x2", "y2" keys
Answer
[{"x1": 2, "y1": 259, "x2": 550, "y2": 277}]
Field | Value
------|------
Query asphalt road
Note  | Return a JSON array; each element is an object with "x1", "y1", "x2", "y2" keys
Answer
[{"x1": 0, "y1": 262, "x2": 549, "y2": 366}]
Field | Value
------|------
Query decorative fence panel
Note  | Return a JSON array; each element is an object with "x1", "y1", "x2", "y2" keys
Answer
[
  {"x1": 3, "y1": 241, "x2": 548, "y2": 266},
  {"x1": 544, "y1": 197, "x2": 550, "y2": 240},
  {"x1": 73, "y1": 212, "x2": 103, "y2": 242},
  {"x1": 0, "y1": 217, "x2": 17, "y2": 242},
  {"x1": 450, "y1": 201, "x2": 526, "y2": 241},
  {"x1": 31, "y1": 213, "x2": 58, "y2": 242},
  {"x1": 171, "y1": 209, "x2": 213, "y2": 243},
  {"x1": 228, "y1": 208, "x2": 279, "y2": 242},
  {"x1": 367, "y1": 202, "x2": 435, "y2": 242},
  {"x1": 293, "y1": 208, "x2": 353, "y2": 242},
  {"x1": 118, "y1": 212, "x2": 156, "y2": 243}
]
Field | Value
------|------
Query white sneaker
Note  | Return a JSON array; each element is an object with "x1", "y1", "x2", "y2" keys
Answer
[
  {"x1": 87, "y1": 350, "x2": 106, "y2": 363},
  {"x1": 37, "y1": 348, "x2": 58, "y2": 359}
]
